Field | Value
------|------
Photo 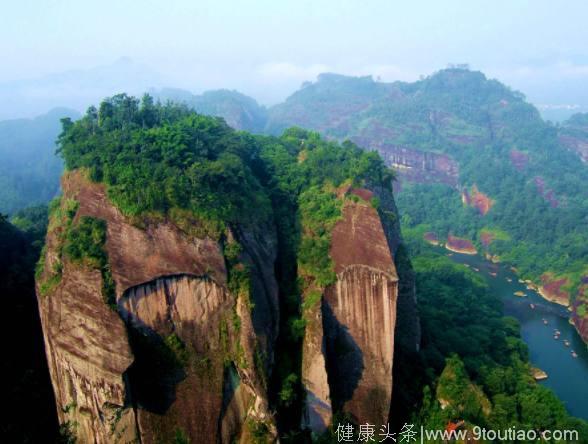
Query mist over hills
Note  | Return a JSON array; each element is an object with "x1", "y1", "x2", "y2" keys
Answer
[
  {"x1": 0, "y1": 58, "x2": 164, "y2": 120},
  {"x1": 3, "y1": 66, "x2": 588, "y2": 215},
  {"x1": 2, "y1": 56, "x2": 588, "y2": 123},
  {"x1": 2, "y1": 64, "x2": 588, "y2": 441},
  {"x1": 0, "y1": 107, "x2": 79, "y2": 214}
]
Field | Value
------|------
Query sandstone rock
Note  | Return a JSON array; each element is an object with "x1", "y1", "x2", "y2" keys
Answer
[
  {"x1": 302, "y1": 188, "x2": 404, "y2": 430},
  {"x1": 37, "y1": 171, "x2": 278, "y2": 443}
]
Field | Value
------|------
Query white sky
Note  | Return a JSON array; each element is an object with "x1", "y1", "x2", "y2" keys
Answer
[{"x1": 2, "y1": 0, "x2": 588, "y2": 106}]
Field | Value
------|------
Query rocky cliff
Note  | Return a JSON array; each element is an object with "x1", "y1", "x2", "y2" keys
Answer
[
  {"x1": 36, "y1": 171, "x2": 279, "y2": 443},
  {"x1": 301, "y1": 187, "x2": 419, "y2": 432},
  {"x1": 36, "y1": 99, "x2": 420, "y2": 442},
  {"x1": 354, "y1": 143, "x2": 459, "y2": 188}
]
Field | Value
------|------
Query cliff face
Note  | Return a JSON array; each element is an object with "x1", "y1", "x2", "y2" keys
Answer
[
  {"x1": 302, "y1": 188, "x2": 418, "y2": 431},
  {"x1": 37, "y1": 171, "x2": 279, "y2": 443},
  {"x1": 351, "y1": 142, "x2": 459, "y2": 188}
]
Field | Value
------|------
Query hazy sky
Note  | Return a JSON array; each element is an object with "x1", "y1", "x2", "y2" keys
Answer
[{"x1": 2, "y1": 0, "x2": 588, "y2": 108}]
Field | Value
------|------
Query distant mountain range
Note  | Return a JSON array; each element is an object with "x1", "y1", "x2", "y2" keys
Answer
[{"x1": 0, "y1": 58, "x2": 164, "y2": 120}]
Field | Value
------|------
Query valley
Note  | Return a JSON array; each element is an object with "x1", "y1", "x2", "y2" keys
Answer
[{"x1": 441, "y1": 246, "x2": 588, "y2": 420}]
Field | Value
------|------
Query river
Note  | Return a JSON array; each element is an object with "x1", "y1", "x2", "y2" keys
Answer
[{"x1": 440, "y1": 249, "x2": 588, "y2": 420}]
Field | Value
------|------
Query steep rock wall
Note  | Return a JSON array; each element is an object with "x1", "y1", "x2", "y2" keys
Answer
[
  {"x1": 302, "y1": 189, "x2": 403, "y2": 430},
  {"x1": 351, "y1": 143, "x2": 459, "y2": 187},
  {"x1": 38, "y1": 261, "x2": 137, "y2": 444},
  {"x1": 119, "y1": 275, "x2": 273, "y2": 443},
  {"x1": 37, "y1": 171, "x2": 279, "y2": 443}
]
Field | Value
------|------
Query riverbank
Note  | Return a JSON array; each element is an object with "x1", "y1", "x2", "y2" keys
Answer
[
  {"x1": 425, "y1": 232, "x2": 588, "y2": 346},
  {"x1": 439, "y1": 247, "x2": 588, "y2": 420}
]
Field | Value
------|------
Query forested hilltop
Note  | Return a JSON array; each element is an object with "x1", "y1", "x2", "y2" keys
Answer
[
  {"x1": 262, "y1": 68, "x2": 588, "y2": 343},
  {"x1": 40, "y1": 94, "x2": 403, "y2": 443}
]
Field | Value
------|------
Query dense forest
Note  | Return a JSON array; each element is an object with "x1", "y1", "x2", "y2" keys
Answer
[
  {"x1": 3, "y1": 76, "x2": 588, "y2": 441},
  {"x1": 55, "y1": 94, "x2": 394, "y2": 442},
  {"x1": 9, "y1": 71, "x2": 588, "y2": 315},
  {"x1": 51, "y1": 95, "x2": 588, "y2": 441}
]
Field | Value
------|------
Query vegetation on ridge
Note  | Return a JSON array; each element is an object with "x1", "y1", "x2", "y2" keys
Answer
[{"x1": 267, "y1": 68, "x2": 588, "y2": 312}]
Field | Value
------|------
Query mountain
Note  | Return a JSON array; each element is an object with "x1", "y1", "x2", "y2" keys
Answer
[
  {"x1": 0, "y1": 107, "x2": 80, "y2": 215},
  {"x1": 0, "y1": 58, "x2": 164, "y2": 120},
  {"x1": 152, "y1": 88, "x2": 268, "y2": 133},
  {"x1": 36, "y1": 96, "x2": 417, "y2": 442},
  {"x1": 5, "y1": 68, "x2": 587, "y2": 351},
  {"x1": 264, "y1": 68, "x2": 588, "y2": 344}
]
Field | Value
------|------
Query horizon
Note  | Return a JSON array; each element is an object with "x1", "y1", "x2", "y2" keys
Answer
[
  {"x1": 2, "y1": 0, "x2": 588, "y2": 120},
  {"x1": 2, "y1": 60, "x2": 586, "y2": 124}
]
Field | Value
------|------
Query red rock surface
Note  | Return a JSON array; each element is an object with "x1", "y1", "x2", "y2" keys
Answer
[
  {"x1": 330, "y1": 195, "x2": 397, "y2": 277},
  {"x1": 534, "y1": 177, "x2": 559, "y2": 208},
  {"x1": 62, "y1": 171, "x2": 227, "y2": 293},
  {"x1": 572, "y1": 284, "x2": 588, "y2": 343},
  {"x1": 302, "y1": 188, "x2": 399, "y2": 429},
  {"x1": 38, "y1": 262, "x2": 137, "y2": 443},
  {"x1": 38, "y1": 170, "x2": 278, "y2": 443},
  {"x1": 446, "y1": 235, "x2": 477, "y2": 255},
  {"x1": 539, "y1": 274, "x2": 570, "y2": 306},
  {"x1": 353, "y1": 143, "x2": 459, "y2": 187},
  {"x1": 462, "y1": 185, "x2": 493, "y2": 215},
  {"x1": 326, "y1": 190, "x2": 398, "y2": 424}
]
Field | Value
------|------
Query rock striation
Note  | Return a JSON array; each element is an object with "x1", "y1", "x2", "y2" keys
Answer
[
  {"x1": 301, "y1": 187, "x2": 418, "y2": 432},
  {"x1": 37, "y1": 170, "x2": 417, "y2": 442},
  {"x1": 37, "y1": 171, "x2": 279, "y2": 443}
]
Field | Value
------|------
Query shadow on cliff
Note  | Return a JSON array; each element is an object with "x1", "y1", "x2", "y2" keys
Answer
[
  {"x1": 118, "y1": 289, "x2": 187, "y2": 414},
  {"x1": 123, "y1": 324, "x2": 187, "y2": 414},
  {"x1": 323, "y1": 301, "x2": 364, "y2": 417}
]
